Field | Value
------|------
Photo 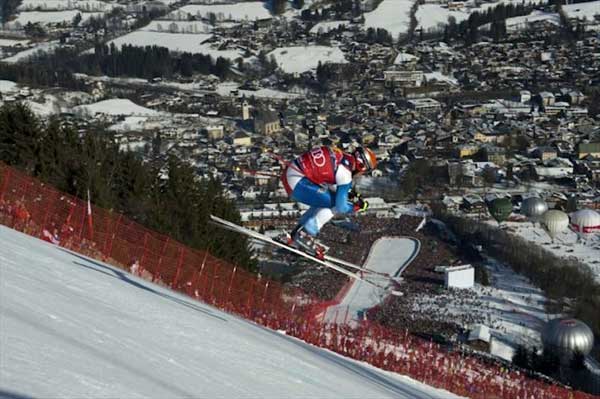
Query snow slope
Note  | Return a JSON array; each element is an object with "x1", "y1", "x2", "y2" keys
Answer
[
  {"x1": 363, "y1": 0, "x2": 414, "y2": 37},
  {"x1": 562, "y1": 0, "x2": 600, "y2": 18},
  {"x1": 176, "y1": 2, "x2": 271, "y2": 21},
  {"x1": 1, "y1": 41, "x2": 60, "y2": 63},
  {"x1": 104, "y1": 31, "x2": 243, "y2": 60},
  {"x1": 0, "y1": 225, "x2": 459, "y2": 399},
  {"x1": 8, "y1": 10, "x2": 104, "y2": 27},
  {"x1": 268, "y1": 46, "x2": 347, "y2": 74},
  {"x1": 0, "y1": 80, "x2": 18, "y2": 94},
  {"x1": 416, "y1": 4, "x2": 470, "y2": 31},
  {"x1": 325, "y1": 237, "x2": 420, "y2": 323},
  {"x1": 73, "y1": 98, "x2": 159, "y2": 116},
  {"x1": 507, "y1": 221, "x2": 600, "y2": 282}
]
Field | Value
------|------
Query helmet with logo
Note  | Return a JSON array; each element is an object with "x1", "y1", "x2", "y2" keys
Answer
[{"x1": 353, "y1": 147, "x2": 377, "y2": 173}]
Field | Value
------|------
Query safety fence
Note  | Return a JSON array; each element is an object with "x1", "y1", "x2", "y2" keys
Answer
[{"x1": 0, "y1": 163, "x2": 594, "y2": 399}]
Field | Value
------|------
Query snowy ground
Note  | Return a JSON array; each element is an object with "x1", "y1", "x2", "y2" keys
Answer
[
  {"x1": 216, "y1": 81, "x2": 304, "y2": 99},
  {"x1": 363, "y1": 0, "x2": 414, "y2": 37},
  {"x1": 0, "y1": 225, "x2": 460, "y2": 399},
  {"x1": 73, "y1": 98, "x2": 160, "y2": 116},
  {"x1": 325, "y1": 237, "x2": 420, "y2": 324},
  {"x1": 17, "y1": 0, "x2": 117, "y2": 11},
  {"x1": 503, "y1": 10, "x2": 560, "y2": 31},
  {"x1": 412, "y1": 255, "x2": 556, "y2": 362},
  {"x1": 7, "y1": 10, "x2": 104, "y2": 28},
  {"x1": 268, "y1": 46, "x2": 347, "y2": 74},
  {"x1": 0, "y1": 38, "x2": 29, "y2": 47},
  {"x1": 561, "y1": 0, "x2": 600, "y2": 18},
  {"x1": 103, "y1": 31, "x2": 243, "y2": 60},
  {"x1": 0, "y1": 80, "x2": 18, "y2": 94},
  {"x1": 416, "y1": 4, "x2": 470, "y2": 32},
  {"x1": 1, "y1": 41, "x2": 60, "y2": 63},
  {"x1": 175, "y1": 2, "x2": 272, "y2": 22},
  {"x1": 506, "y1": 221, "x2": 600, "y2": 282},
  {"x1": 139, "y1": 20, "x2": 213, "y2": 34}
]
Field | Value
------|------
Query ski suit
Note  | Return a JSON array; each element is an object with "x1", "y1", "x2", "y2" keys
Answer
[{"x1": 282, "y1": 146, "x2": 355, "y2": 236}]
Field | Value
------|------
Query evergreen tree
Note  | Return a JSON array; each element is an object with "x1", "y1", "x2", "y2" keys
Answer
[{"x1": 0, "y1": 102, "x2": 41, "y2": 174}]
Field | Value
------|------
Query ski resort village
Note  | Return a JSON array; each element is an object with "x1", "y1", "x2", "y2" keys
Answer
[{"x1": 1, "y1": 0, "x2": 600, "y2": 397}]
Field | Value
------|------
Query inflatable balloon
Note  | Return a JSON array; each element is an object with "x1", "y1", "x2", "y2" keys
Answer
[
  {"x1": 542, "y1": 210, "x2": 569, "y2": 241},
  {"x1": 488, "y1": 198, "x2": 512, "y2": 225},
  {"x1": 570, "y1": 209, "x2": 600, "y2": 241},
  {"x1": 521, "y1": 197, "x2": 548, "y2": 225}
]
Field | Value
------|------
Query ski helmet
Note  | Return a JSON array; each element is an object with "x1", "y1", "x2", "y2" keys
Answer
[{"x1": 353, "y1": 147, "x2": 377, "y2": 173}]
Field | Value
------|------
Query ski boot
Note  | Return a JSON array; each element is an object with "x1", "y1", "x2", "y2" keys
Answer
[{"x1": 289, "y1": 226, "x2": 326, "y2": 260}]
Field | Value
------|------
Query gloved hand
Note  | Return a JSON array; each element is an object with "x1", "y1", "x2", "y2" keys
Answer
[{"x1": 353, "y1": 198, "x2": 369, "y2": 213}]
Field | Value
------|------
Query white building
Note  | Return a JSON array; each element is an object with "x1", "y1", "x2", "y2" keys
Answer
[{"x1": 444, "y1": 265, "x2": 474, "y2": 288}]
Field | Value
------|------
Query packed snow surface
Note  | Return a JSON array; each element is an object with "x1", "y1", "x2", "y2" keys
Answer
[
  {"x1": 176, "y1": 2, "x2": 271, "y2": 21},
  {"x1": 0, "y1": 226, "x2": 460, "y2": 399},
  {"x1": 268, "y1": 46, "x2": 347, "y2": 74},
  {"x1": 325, "y1": 237, "x2": 420, "y2": 323},
  {"x1": 1, "y1": 41, "x2": 60, "y2": 63},
  {"x1": 74, "y1": 99, "x2": 158, "y2": 116},
  {"x1": 363, "y1": 0, "x2": 414, "y2": 37},
  {"x1": 104, "y1": 31, "x2": 243, "y2": 60}
]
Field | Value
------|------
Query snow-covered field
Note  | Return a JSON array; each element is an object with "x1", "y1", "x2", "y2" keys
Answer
[
  {"x1": 416, "y1": 4, "x2": 470, "y2": 31},
  {"x1": 140, "y1": 20, "x2": 212, "y2": 34},
  {"x1": 413, "y1": 256, "x2": 556, "y2": 362},
  {"x1": 103, "y1": 31, "x2": 243, "y2": 60},
  {"x1": 506, "y1": 221, "x2": 600, "y2": 282},
  {"x1": 216, "y1": 81, "x2": 303, "y2": 99},
  {"x1": 563, "y1": 0, "x2": 600, "y2": 19},
  {"x1": 268, "y1": 46, "x2": 347, "y2": 74},
  {"x1": 175, "y1": 2, "x2": 272, "y2": 21},
  {"x1": 0, "y1": 41, "x2": 59, "y2": 63},
  {"x1": 74, "y1": 98, "x2": 159, "y2": 116},
  {"x1": 363, "y1": 0, "x2": 414, "y2": 37},
  {"x1": 0, "y1": 38, "x2": 30, "y2": 47},
  {"x1": 17, "y1": 0, "x2": 116, "y2": 11},
  {"x1": 325, "y1": 237, "x2": 421, "y2": 324},
  {"x1": 0, "y1": 80, "x2": 19, "y2": 94},
  {"x1": 504, "y1": 10, "x2": 560, "y2": 31},
  {"x1": 0, "y1": 225, "x2": 460, "y2": 399},
  {"x1": 7, "y1": 10, "x2": 104, "y2": 28}
]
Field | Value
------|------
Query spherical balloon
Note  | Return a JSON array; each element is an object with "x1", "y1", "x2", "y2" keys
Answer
[
  {"x1": 542, "y1": 318, "x2": 594, "y2": 360},
  {"x1": 570, "y1": 209, "x2": 600, "y2": 238},
  {"x1": 488, "y1": 198, "x2": 512, "y2": 224},
  {"x1": 542, "y1": 210, "x2": 569, "y2": 240},
  {"x1": 521, "y1": 197, "x2": 548, "y2": 222}
]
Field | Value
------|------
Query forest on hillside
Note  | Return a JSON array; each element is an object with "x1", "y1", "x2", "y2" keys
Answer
[{"x1": 0, "y1": 102, "x2": 255, "y2": 271}]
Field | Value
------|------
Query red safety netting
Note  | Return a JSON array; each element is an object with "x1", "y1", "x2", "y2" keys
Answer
[{"x1": 0, "y1": 163, "x2": 593, "y2": 399}]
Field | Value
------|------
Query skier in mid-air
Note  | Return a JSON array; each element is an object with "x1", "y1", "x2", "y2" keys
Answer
[{"x1": 281, "y1": 145, "x2": 377, "y2": 258}]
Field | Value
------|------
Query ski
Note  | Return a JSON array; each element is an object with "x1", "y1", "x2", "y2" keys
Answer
[{"x1": 209, "y1": 215, "x2": 402, "y2": 296}]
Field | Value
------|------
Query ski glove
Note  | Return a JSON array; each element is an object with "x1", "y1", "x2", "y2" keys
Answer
[{"x1": 353, "y1": 198, "x2": 369, "y2": 213}]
